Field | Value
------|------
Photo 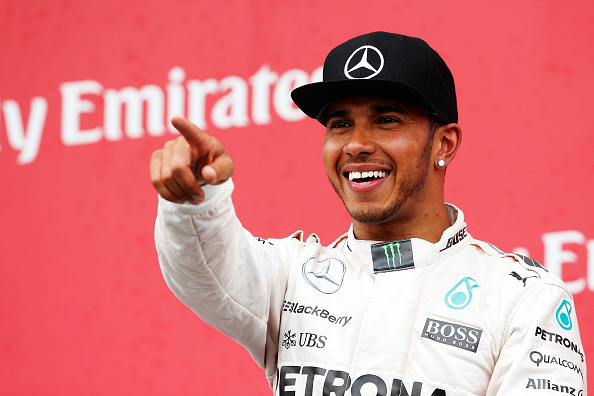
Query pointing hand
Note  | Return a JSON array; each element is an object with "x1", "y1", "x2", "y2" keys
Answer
[{"x1": 150, "y1": 115, "x2": 235, "y2": 204}]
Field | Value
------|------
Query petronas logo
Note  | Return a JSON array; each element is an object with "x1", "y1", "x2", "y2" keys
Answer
[
  {"x1": 444, "y1": 277, "x2": 480, "y2": 310},
  {"x1": 371, "y1": 239, "x2": 414, "y2": 273},
  {"x1": 556, "y1": 299, "x2": 573, "y2": 330}
]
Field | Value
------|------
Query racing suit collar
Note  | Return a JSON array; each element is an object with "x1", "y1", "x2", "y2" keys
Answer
[{"x1": 345, "y1": 203, "x2": 470, "y2": 274}]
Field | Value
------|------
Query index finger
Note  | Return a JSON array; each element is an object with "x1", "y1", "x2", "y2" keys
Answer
[{"x1": 170, "y1": 115, "x2": 212, "y2": 153}]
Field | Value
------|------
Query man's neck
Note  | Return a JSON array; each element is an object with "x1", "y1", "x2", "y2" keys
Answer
[{"x1": 352, "y1": 203, "x2": 452, "y2": 243}]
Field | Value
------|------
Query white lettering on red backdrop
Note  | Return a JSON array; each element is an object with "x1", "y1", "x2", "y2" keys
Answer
[
  {"x1": 0, "y1": 97, "x2": 48, "y2": 164},
  {"x1": 0, "y1": 65, "x2": 323, "y2": 164}
]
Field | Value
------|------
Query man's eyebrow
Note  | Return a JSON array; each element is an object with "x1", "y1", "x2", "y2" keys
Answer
[
  {"x1": 325, "y1": 109, "x2": 350, "y2": 121},
  {"x1": 325, "y1": 104, "x2": 412, "y2": 121},
  {"x1": 323, "y1": 104, "x2": 412, "y2": 122},
  {"x1": 369, "y1": 104, "x2": 411, "y2": 117}
]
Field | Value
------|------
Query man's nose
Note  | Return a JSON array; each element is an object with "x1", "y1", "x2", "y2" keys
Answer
[{"x1": 343, "y1": 125, "x2": 376, "y2": 156}]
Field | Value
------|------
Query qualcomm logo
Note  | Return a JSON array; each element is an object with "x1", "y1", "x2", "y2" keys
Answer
[
  {"x1": 444, "y1": 276, "x2": 480, "y2": 310},
  {"x1": 302, "y1": 256, "x2": 346, "y2": 294},
  {"x1": 556, "y1": 299, "x2": 573, "y2": 330},
  {"x1": 344, "y1": 45, "x2": 384, "y2": 79}
]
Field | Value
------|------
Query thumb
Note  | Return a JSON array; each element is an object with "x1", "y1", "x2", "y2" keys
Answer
[{"x1": 201, "y1": 153, "x2": 235, "y2": 185}]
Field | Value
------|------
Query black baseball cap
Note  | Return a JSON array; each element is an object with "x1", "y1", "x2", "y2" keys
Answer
[{"x1": 291, "y1": 31, "x2": 458, "y2": 125}]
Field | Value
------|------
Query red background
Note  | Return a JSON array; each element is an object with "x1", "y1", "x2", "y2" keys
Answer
[{"x1": 1, "y1": 0, "x2": 592, "y2": 394}]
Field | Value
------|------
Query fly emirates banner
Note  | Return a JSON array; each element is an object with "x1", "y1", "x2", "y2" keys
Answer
[{"x1": 1, "y1": 1, "x2": 592, "y2": 394}]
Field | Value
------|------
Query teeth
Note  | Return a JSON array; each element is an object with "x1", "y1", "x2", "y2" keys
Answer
[{"x1": 348, "y1": 170, "x2": 387, "y2": 181}]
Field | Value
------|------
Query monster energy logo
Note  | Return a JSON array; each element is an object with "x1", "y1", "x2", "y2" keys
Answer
[
  {"x1": 371, "y1": 239, "x2": 414, "y2": 273},
  {"x1": 383, "y1": 242, "x2": 402, "y2": 269}
]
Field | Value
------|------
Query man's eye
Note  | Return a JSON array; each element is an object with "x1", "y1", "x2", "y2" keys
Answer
[
  {"x1": 376, "y1": 117, "x2": 400, "y2": 124},
  {"x1": 329, "y1": 120, "x2": 350, "y2": 129}
]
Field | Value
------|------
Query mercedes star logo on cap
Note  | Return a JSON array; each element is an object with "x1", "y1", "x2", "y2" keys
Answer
[{"x1": 344, "y1": 45, "x2": 384, "y2": 79}]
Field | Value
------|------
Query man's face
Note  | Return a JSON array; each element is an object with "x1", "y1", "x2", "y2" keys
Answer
[{"x1": 322, "y1": 96, "x2": 435, "y2": 225}]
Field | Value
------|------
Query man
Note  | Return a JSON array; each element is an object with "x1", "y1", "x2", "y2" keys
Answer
[{"x1": 150, "y1": 32, "x2": 586, "y2": 395}]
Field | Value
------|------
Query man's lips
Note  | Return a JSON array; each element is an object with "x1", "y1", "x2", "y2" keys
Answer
[
  {"x1": 336, "y1": 159, "x2": 393, "y2": 193},
  {"x1": 340, "y1": 165, "x2": 392, "y2": 192}
]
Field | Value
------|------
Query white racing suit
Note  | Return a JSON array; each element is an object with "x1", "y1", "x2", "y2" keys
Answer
[{"x1": 155, "y1": 180, "x2": 587, "y2": 395}]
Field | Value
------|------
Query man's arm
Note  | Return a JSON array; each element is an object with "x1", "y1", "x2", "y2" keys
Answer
[
  {"x1": 150, "y1": 117, "x2": 288, "y2": 375},
  {"x1": 487, "y1": 282, "x2": 587, "y2": 395}
]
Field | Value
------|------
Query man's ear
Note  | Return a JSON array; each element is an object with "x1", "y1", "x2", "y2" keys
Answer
[{"x1": 434, "y1": 123, "x2": 462, "y2": 168}]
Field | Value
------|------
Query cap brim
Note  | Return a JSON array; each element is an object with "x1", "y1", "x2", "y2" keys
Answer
[{"x1": 291, "y1": 79, "x2": 439, "y2": 124}]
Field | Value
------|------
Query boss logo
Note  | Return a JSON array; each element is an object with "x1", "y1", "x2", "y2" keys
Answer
[
  {"x1": 439, "y1": 227, "x2": 467, "y2": 252},
  {"x1": 421, "y1": 318, "x2": 482, "y2": 352}
]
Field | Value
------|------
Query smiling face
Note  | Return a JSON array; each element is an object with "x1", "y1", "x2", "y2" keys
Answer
[{"x1": 322, "y1": 96, "x2": 439, "y2": 237}]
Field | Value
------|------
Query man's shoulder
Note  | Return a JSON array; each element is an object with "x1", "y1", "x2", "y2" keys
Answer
[
  {"x1": 264, "y1": 230, "x2": 349, "y2": 255},
  {"x1": 467, "y1": 238, "x2": 567, "y2": 291}
]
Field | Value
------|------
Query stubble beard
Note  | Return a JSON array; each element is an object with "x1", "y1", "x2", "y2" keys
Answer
[{"x1": 329, "y1": 138, "x2": 433, "y2": 224}]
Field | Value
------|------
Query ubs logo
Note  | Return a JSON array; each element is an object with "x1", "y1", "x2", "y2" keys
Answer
[
  {"x1": 344, "y1": 45, "x2": 384, "y2": 79},
  {"x1": 282, "y1": 330, "x2": 327, "y2": 350}
]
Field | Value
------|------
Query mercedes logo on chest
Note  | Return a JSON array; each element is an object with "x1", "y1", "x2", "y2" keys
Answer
[{"x1": 344, "y1": 45, "x2": 384, "y2": 79}]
